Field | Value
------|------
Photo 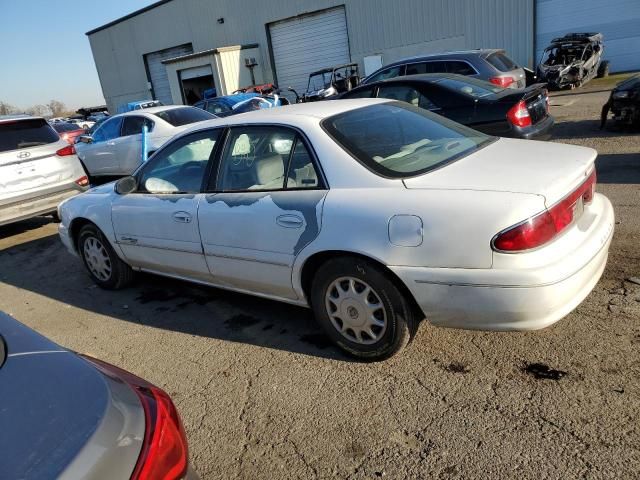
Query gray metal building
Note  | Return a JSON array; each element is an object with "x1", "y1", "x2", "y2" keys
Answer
[{"x1": 86, "y1": 0, "x2": 638, "y2": 113}]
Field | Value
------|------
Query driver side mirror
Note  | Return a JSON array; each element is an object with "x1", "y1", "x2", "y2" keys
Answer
[
  {"x1": 78, "y1": 134, "x2": 93, "y2": 144},
  {"x1": 115, "y1": 176, "x2": 137, "y2": 195}
]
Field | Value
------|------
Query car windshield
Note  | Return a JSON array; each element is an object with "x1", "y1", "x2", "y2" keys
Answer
[
  {"x1": 436, "y1": 77, "x2": 503, "y2": 98},
  {"x1": 322, "y1": 102, "x2": 492, "y2": 178},
  {"x1": 542, "y1": 45, "x2": 583, "y2": 66},
  {"x1": 308, "y1": 71, "x2": 332, "y2": 91},
  {"x1": 153, "y1": 107, "x2": 214, "y2": 127},
  {"x1": 0, "y1": 118, "x2": 60, "y2": 153}
]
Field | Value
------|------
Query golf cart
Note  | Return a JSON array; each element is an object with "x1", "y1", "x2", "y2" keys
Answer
[
  {"x1": 537, "y1": 33, "x2": 609, "y2": 90},
  {"x1": 288, "y1": 63, "x2": 360, "y2": 103}
]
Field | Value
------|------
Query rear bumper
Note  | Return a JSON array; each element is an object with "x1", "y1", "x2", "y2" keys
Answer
[
  {"x1": 390, "y1": 194, "x2": 614, "y2": 331},
  {"x1": 512, "y1": 114, "x2": 554, "y2": 140},
  {"x1": 0, "y1": 184, "x2": 86, "y2": 226}
]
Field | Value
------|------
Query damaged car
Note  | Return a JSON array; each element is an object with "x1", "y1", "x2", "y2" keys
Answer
[
  {"x1": 601, "y1": 74, "x2": 640, "y2": 129},
  {"x1": 537, "y1": 33, "x2": 609, "y2": 89}
]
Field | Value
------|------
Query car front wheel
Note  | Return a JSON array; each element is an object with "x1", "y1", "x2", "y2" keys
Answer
[
  {"x1": 310, "y1": 257, "x2": 418, "y2": 360},
  {"x1": 77, "y1": 224, "x2": 134, "y2": 289}
]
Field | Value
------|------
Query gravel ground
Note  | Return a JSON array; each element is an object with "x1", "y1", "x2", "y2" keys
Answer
[{"x1": 1, "y1": 88, "x2": 639, "y2": 479}]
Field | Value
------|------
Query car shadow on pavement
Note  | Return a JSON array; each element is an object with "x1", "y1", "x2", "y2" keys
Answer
[
  {"x1": 0, "y1": 216, "x2": 55, "y2": 241},
  {"x1": 0, "y1": 232, "x2": 352, "y2": 362},
  {"x1": 551, "y1": 119, "x2": 640, "y2": 141},
  {"x1": 595, "y1": 153, "x2": 640, "y2": 184}
]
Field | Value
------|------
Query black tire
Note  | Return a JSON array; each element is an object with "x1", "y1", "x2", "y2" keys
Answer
[
  {"x1": 77, "y1": 224, "x2": 134, "y2": 289},
  {"x1": 310, "y1": 257, "x2": 418, "y2": 360},
  {"x1": 598, "y1": 62, "x2": 610, "y2": 78}
]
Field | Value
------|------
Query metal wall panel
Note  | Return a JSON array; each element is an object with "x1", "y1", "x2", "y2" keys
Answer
[
  {"x1": 536, "y1": 0, "x2": 640, "y2": 72},
  {"x1": 145, "y1": 44, "x2": 194, "y2": 104},
  {"x1": 269, "y1": 7, "x2": 350, "y2": 96},
  {"x1": 89, "y1": 0, "x2": 535, "y2": 111}
]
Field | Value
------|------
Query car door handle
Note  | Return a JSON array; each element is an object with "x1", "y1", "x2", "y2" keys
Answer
[
  {"x1": 173, "y1": 211, "x2": 192, "y2": 223},
  {"x1": 276, "y1": 214, "x2": 303, "y2": 228}
]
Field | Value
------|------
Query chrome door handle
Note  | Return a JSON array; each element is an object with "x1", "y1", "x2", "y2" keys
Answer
[
  {"x1": 276, "y1": 214, "x2": 303, "y2": 228},
  {"x1": 173, "y1": 211, "x2": 192, "y2": 223}
]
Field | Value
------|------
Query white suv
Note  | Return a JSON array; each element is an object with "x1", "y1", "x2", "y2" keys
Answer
[{"x1": 0, "y1": 115, "x2": 89, "y2": 226}]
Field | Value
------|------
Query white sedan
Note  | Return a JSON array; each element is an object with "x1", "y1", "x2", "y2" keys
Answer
[
  {"x1": 58, "y1": 99, "x2": 614, "y2": 360},
  {"x1": 74, "y1": 106, "x2": 214, "y2": 180}
]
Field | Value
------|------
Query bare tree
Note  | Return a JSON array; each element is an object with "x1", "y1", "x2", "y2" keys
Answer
[
  {"x1": 48, "y1": 99, "x2": 66, "y2": 117},
  {"x1": 0, "y1": 101, "x2": 18, "y2": 115},
  {"x1": 26, "y1": 104, "x2": 51, "y2": 117}
]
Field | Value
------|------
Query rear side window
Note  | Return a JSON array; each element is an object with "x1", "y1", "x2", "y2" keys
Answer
[
  {"x1": 365, "y1": 66, "x2": 404, "y2": 84},
  {"x1": 322, "y1": 102, "x2": 491, "y2": 178},
  {"x1": 486, "y1": 52, "x2": 517, "y2": 72},
  {"x1": 205, "y1": 101, "x2": 230, "y2": 115},
  {"x1": 0, "y1": 119, "x2": 59, "y2": 153},
  {"x1": 121, "y1": 116, "x2": 154, "y2": 136},
  {"x1": 445, "y1": 61, "x2": 477, "y2": 76},
  {"x1": 341, "y1": 87, "x2": 374, "y2": 99},
  {"x1": 153, "y1": 107, "x2": 214, "y2": 127},
  {"x1": 436, "y1": 77, "x2": 503, "y2": 98},
  {"x1": 52, "y1": 123, "x2": 79, "y2": 133}
]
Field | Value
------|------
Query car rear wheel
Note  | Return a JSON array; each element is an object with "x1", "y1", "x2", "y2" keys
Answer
[
  {"x1": 310, "y1": 257, "x2": 417, "y2": 360},
  {"x1": 78, "y1": 224, "x2": 134, "y2": 289},
  {"x1": 598, "y1": 62, "x2": 610, "y2": 78}
]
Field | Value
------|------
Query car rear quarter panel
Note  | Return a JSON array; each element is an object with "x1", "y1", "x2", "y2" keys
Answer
[{"x1": 292, "y1": 186, "x2": 545, "y2": 293}]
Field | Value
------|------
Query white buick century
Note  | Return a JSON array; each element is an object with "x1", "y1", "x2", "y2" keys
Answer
[{"x1": 58, "y1": 99, "x2": 614, "y2": 360}]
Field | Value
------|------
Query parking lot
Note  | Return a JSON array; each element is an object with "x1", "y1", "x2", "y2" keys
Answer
[{"x1": 1, "y1": 82, "x2": 639, "y2": 479}]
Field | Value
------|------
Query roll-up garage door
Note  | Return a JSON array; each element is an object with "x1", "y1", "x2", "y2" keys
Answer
[
  {"x1": 269, "y1": 7, "x2": 350, "y2": 97},
  {"x1": 536, "y1": 0, "x2": 640, "y2": 73},
  {"x1": 145, "y1": 44, "x2": 193, "y2": 104}
]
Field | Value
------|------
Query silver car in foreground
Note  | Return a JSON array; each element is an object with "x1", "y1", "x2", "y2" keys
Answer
[
  {"x1": 0, "y1": 312, "x2": 198, "y2": 479},
  {"x1": 0, "y1": 115, "x2": 88, "y2": 226}
]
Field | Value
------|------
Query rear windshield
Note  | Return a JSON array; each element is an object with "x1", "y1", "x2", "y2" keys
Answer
[
  {"x1": 436, "y1": 77, "x2": 503, "y2": 98},
  {"x1": 153, "y1": 107, "x2": 214, "y2": 127},
  {"x1": 52, "y1": 123, "x2": 80, "y2": 133},
  {"x1": 486, "y1": 52, "x2": 517, "y2": 72},
  {"x1": 0, "y1": 119, "x2": 60, "y2": 153},
  {"x1": 322, "y1": 102, "x2": 492, "y2": 178}
]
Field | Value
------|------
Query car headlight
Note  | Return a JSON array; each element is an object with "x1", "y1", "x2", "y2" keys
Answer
[{"x1": 612, "y1": 91, "x2": 630, "y2": 99}]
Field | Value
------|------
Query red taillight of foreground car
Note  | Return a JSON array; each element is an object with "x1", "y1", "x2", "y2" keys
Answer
[
  {"x1": 56, "y1": 145, "x2": 76, "y2": 156},
  {"x1": 492, "y1": 170, "x2": 597, "y2": 252},
  {"x1": 81, "y1": 356, "x2": 189, "y2": 480},
  {"x1": 506, "y1": 100, "x2": 532, "y2": 128},
  {"x1": 489, "y1": 76, "x2": 515, "y2": 88},
  {"x1": 75, "y1": 176, "x2": 90, "y2": 187}
]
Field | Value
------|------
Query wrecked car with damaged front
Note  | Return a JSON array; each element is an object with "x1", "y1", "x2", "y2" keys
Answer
[{"x1": 537, "y1": 33, "x2": 609, "y2": 89}]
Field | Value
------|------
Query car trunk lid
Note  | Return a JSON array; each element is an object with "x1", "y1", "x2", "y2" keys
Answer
[
  {"x1": 403, "y1": 138, "x2": 596, "y2": 207},
  {"x1": 498, "y1": 83, "x2": 550, "y2": 125}
]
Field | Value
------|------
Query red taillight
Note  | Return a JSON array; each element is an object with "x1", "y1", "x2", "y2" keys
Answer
[
  {"x1": 81, "y1": 356, "x2": 189, "y2": 480},
  {"x1": 493, "y1": 170, "x2": 597, "y2": 252},
  {"x1": 506, "y1": 100, "x2": 532, "y2": 128},
  {"x1": 56, "y1": 145, "x2": 76, "y2": 156},
  {"x1": 489, "y1": 76, "x2": 515, "y2": 88},
  {"x1": 75, "y1": 176, "x2": 90, "y2": 187},
  {"x1": 131, "y1": 386, "x2": 189, "y2": 480}
]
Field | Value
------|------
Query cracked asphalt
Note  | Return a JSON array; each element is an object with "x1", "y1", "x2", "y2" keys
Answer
[{"x1": 1, "y1": 84, "x2": 639, "y2": 479}]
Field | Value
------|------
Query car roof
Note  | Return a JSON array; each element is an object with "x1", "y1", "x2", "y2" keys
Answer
[
  {"x1": 382, "y1": 49, "x2": 502, "y2": 67},
  {"x1": 178, "y1": 98, "x2": 391, "y2": 133},
  {"x1": 118, "y1": 105, "x2": 189, "y2": 117},
  {"x1": 0, "y1": 114, "x2": 40, "y2": 123}
]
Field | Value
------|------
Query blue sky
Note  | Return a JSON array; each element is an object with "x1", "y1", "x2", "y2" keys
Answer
[{"x1": 0, "y1": 0, "x2": 156, "y2": 111}]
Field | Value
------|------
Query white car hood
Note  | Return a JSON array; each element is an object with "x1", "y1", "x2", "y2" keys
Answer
[{"x1": 403, "y1": 138, "x2": 597, "y2": 206}]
